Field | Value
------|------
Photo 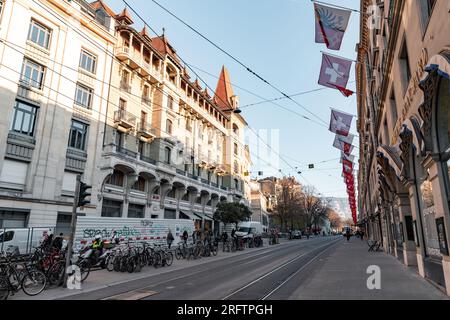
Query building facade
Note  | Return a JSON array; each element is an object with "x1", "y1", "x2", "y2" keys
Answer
[
  {"x1": 249, "y1": 180, "x2": 270, "y2": 232},
  {"x1": 356, "y1": 0, "x2": 450, "y2": 294},
  {"x1": 0, "y1": 0, "x2": 251, "y2": 235},
  {"x1": 0, "y1": 0, "x2": 116, "y2": 232}
]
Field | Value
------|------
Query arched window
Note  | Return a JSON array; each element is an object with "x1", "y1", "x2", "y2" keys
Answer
[
  {"x1": 234, "y1": 161, "x2": 239, "y2": 174},
  {"x1": 232, "y1": 124, "x2": 239, "y2": 135},
  {"x1": 166, "y1": 119, "x2": 173, "y2": 135},
  {"x1": 106, "y1": 169, "x2": 124, "y2": 187},
  {"x1": 164, "y1": 147, "x2": 171, "y2": 164},
  {"x1": 132, "y1": 176, "x2": 146, "y2": 192}
]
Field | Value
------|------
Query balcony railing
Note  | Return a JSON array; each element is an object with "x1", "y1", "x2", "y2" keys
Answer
[
  {"x1": 142, "y1": 96, "x2": 152, "y2": 106},
  {"x1": 137, "y1": 122, "x2": 156, "y2": 139},
  {"x1": 115, "y1": 46, "x2": 162, "y2": 81},
  {"x1": 201, "y1": 178, "x2": 210, "y2": 185},
  {"x1": 176, "y1": 169, "x2": 186, "y2": 176},
  {"x1": 114, "y1": 110, "x2": 136, "y2": 129},
  {"x1": 120, "y1": 81, "x2": 131, "y2": 93},
  {"x1": 116, "y1": 146, "x2": 137, "y2": 158},
  {"x1": 140, "y1": 154, "x2": 156, "y2": 165}
]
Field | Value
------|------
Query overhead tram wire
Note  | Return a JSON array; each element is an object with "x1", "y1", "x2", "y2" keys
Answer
[
  {"x1": 30, "y1": 0, "x2": 351, "y2": 190},
  {"x1": 130, "y1": 0, "x2": 330, "y2": 127},
  {"x1": 186, "y1": 62, "x2": 357, "y2": 109},
  {"x1": 123, "y1": 1, "x2": 328, "y2": 189}
]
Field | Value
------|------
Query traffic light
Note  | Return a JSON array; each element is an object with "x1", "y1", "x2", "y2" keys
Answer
[{"x1": 77, "y1": 181, "x2": 92, "y2": 207}]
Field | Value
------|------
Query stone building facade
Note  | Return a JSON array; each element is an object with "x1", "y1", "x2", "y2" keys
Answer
[
  {"x1": 0, "y1": 0, "x2": 251, "y2": 235},
  {"x1": 356, "y1": 0, "x2": 450, "y2": 294}
]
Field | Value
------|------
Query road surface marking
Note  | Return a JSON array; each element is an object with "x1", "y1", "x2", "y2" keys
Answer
[
  {"x1": 222, "y1": 239, "x2": 340, "y2": 300},
  {"x1": 102, "y1": 289, "x2": 158, "y2": 300}
]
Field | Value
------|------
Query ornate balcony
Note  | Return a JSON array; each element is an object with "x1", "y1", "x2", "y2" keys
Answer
[
  {"x1": 137, "y1": 122, "x2": 156, "y2": 141},
  {"x1": 114, "y1": 110, "x2": 136, "y2": 131}
]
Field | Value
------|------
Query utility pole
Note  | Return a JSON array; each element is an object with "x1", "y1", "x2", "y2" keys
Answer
[
  {"x1": 64, "y1": 174, "x2": 81, "y2": 287},
  {"x1": 64, "y1": 175, "x2": 91, "y2": 287}
]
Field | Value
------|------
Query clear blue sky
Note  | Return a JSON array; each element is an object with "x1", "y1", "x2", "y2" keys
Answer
[{"x1": 107, "y1": 0, "x2": 360, "y2": 198}]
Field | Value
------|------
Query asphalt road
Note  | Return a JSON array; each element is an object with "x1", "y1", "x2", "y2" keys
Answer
[{"x1": 63, "y1": 236, "x2": 341, "y2": 300}]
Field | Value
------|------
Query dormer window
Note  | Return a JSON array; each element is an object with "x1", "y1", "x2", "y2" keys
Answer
[{"x1": 95, "y1": 9, "x2": 110, "y2": 29}]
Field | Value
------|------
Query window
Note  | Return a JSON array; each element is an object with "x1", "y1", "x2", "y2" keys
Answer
[
  {"x1": 0, "y1": 210, "x2": 29, "y2": 228},
  {"x1": 186, "y1": 118, "x2": 192, "y2": 131},
  {"x1": 132, "y1": 176, "x2": 145, "y2": 192},
  {"x1": 166, "y1": 119, "x2": 173, "y2": 135},
  {"x1": 21, "y1": 58, "x2": 45, "y2": 89},
  {"x1": 383, "y1": 118, "x2": 389, "y2": 145},
  {"x1": 164, "y1": 147, "x2": 171, "y2": 164},
  {"x1": 74, "y1": 83, "x2": 93, "y2": 109},
  {"x1": 142, "y1": 85, "x2": 150, "y2": 104},
  {"x1": 121, "y1": 70, "x2": 130, "y2": 91},
  {"x1": 68, "y1": 120, "x2": 88, "y2": 151},
  {"x1": 119, "y1": 98, "x2": 127, "y2": 111},
  {"x1": 28, "y1": 20, "x2": 51, "y2": 49},
  {"x1": 233, "y1": 124, "x2": 239, "y2": 135},
  {"x1": 418, "y1": 0, "x2": 437, "y2": 32},
  {"x1": 101, "y1": 200, "x2": 122, "y2": 217},
  {"x1": 234, "y1": 143, "x2": 238, "y2": 156},
  {"x1": 390, "y1": 89, "x2": 398, "y2": 129},
  {"x1": 234, "y1": 161, "x2": 239, "y2": 174},
  {"x1": 10, "y1": 100, "x2": 38, "y2": 136},
  {"x1": 167, "y1": 95, "x2": 174, "y2": 110},
  {"x1": 141, "y1": 111, "x2": 147, "y2": 127},
  {"x1": 399, "y1": 37, "x2": 411, "y2": 93},
  {"x1": 79, "y1": 50, "x2": 97, "y2": 74},
  {"x1": 106, "y1": 170, "x2": 124, "y2": 187},
  {"x1": 128, "y1": 204, "x2": 145, "y2": 218}
]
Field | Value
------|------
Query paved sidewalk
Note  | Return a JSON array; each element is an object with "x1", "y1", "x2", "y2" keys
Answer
[
  {"x1": 293, "y1": 238, "x2": 448, "y2": 300},
  {"x1": 11, "y1": 238, "x2": 284, "y2": 300}
]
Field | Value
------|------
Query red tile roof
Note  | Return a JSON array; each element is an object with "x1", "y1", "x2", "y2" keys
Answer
[{"x1": 151, "y1": 35, "x2": 181, "y2": 65}]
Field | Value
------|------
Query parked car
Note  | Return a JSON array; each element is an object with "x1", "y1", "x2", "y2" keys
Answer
[{"x1": 292, "y1": 230, "x2": 302, "y2": 239}]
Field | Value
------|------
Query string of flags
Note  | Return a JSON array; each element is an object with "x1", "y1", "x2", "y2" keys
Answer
[{"x1": 313, "y1": 1, "x2": 358, "y2": 224}]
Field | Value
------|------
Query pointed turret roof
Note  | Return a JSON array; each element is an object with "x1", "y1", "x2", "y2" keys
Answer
[
  {"x1": 115, "y1": 8, "x2": 134, "y2": 25},
  {"x1": 214, "y1": 66, "x2": 234, "y2": 111},
  {"x1": 140, "y1": 26, "x2": 151, "y2": 40}
]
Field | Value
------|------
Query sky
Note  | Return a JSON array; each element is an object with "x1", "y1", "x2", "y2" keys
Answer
[{"x1": 106, "y1": 0, "x2": 361, "y2": 198}]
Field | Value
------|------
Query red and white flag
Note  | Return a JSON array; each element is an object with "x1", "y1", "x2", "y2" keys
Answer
[
  {"x1": 340, "y1": 152, "x2": 355, "y2": 163},
  {"x1": 314, "y1": 3, "x2": 351, "y2": 51},
  {"x1": 318, "y1": 53, "x2": 352, "y2": 90},
  {"x1": 333, "y1": 133, "x2": 354, "y2": 155},
  {"x1": 329, "y1": 108, "x2": 353, "y2": 136}
]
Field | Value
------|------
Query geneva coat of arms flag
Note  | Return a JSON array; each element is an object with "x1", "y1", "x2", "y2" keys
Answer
[{"x1": 314, "y1": 3, "x2": 351, "y2": 50}]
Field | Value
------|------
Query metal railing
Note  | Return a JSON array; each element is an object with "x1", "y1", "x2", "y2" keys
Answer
[
  {"x1": 114, "y1": 109, "x2": 136, "y2": 127},
  {"x1": 137, "y1": 122, "x2": 156, "y2": 136},
  {"x1": 116, "y1": 146, "x2": 137, "y2": 158},
  {"x1": 140, "y1": 154, "x2": 156, "y2": 165}
]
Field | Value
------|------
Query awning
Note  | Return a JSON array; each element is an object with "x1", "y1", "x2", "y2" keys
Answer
[
  {"x1": 193, "y1": 212, "x2": 204, "y2": 220},
  {"x1": 179, "y1": 211, "x2": 195, "y2": 220}
]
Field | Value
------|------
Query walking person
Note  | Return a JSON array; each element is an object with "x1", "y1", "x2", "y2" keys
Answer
[
  {"x1": 345, "y1": 228, "x2": 351, "y2": 242},
  {"x1": 182, "y1": 230, "x2": 189, "y2": 244},
  {"x1": 167, "y1": 229, "x2": 174, "y2": 249}
]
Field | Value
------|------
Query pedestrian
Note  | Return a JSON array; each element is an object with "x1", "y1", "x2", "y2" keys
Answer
[
  {"x1": 192, "y1": 230, "x2": 196, "y2": 243},
  {"x1": 182, "y1": 230, "x2": 188, "y2": 244},
  {"x1": 51, "y1": 233, "x2": 64, "y2": 251},
  {"x1": 167, "y1": 229, "x2": 174, "y2": 249},
  {"x1": 345, "y1": 228, "x2": 351, "y2": 242},
  {"x1": 360, "y1": 230, "x2": 365, "y2": 241}
]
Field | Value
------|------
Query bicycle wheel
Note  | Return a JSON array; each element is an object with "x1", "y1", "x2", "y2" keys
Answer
[
  {"x1": 21, "y1": 270, "x2": 47, "y2": 296},
  {"x1": 126, "y1": 257, "x2": 136, "y2": 273},
  {"x1": 153, "y1": 253, "x2": 161, "y2": 268},
  {"x1": 78, "y1": 260, "x2": 91, "y2": 282},
  {"x1": 175, "y1": 248, "x2": 182, "y2": 260},
  {"x1": 106, "y1": 256, "x2": 115, "y2": 272},
  {"x1": 165, "y1": 252, "x2": 173, "y2": 266},
  {"x1": 212, "y1": 245, "x2": 218, "y2": 256},
  {"x1": 47, "y1": 261, "x2": 65, "y2": 286},
  {"x1": 0, "y1": 275, "x2": 10, "y2": 300}
]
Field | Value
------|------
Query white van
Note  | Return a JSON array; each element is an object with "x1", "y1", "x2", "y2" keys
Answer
[
  {"x1": 0, "y1": 227, "x2": 53, "y2": 255},
  {"x1": 235, "y1": 221, "x2": 263, "y2": 239}
]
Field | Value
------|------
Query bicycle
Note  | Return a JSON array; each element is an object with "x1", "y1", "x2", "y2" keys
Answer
[{"x1": 0, "y1": 252, "x2": 47, "y2": 299}]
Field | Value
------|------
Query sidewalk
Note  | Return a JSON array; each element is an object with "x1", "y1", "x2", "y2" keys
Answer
[
  {"x1": 294, "y1": 238, "x2": 449, "y2": 300},
  {"x1": 11, "y1": 238, "x2": 283, "y2": 300}
]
